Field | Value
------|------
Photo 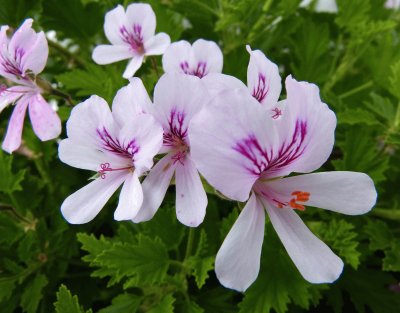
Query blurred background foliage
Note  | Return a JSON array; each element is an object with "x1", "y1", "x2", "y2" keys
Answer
[{"x1": 0, "y1": 0, "x2": 400, "y2": 312}]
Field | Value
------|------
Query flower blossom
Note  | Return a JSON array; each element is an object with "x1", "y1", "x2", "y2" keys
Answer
[
  {"x1": 0, "y1": 19, "x2": 61, "y2": 153},
  {"x1": 58, "y1": 86, "x2": 163, "y2": 224},
  {"x1": 190, "y1": 74, "x2": 377, "y2": 291},
  {"x1": 132, "y1": 73, "x2": 208, "y2": 227},
  {"x1": 203, "y1": 45, "x2": 281, "y2": 111},
  {"x1": 162, "y1": 39, "x2": 223, "y2": 78},
  {"x1": 92, "y1": 3, "x2": 171, "y2": 79}
]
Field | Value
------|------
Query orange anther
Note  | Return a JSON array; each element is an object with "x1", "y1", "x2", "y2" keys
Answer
[
  {"x1": 289, "y1": 198, "x2": 305, "y2": 211},
  {"x1": 291, "y1": 191, "x2": 302, "y2": 196}
]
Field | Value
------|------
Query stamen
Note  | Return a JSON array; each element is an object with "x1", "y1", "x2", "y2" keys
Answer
[
  {"x1": 271, "y1": 107, "x2": 282, "y2": 119},
  {"x1": 98, "y1": 162, "x2": 134, "y2": 179}
]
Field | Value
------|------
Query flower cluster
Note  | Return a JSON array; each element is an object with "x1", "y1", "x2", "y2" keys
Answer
[{"x1": 0, "y1": 3, "x2": 378, "y2": 292}]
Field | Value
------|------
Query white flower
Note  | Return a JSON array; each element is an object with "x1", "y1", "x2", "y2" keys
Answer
[
  {"x1": 92, "y1": 3, "x2": 171, "y2": 78},
  {"x1": 162, "y1": 39, "x2": 223, "y2": 78}
]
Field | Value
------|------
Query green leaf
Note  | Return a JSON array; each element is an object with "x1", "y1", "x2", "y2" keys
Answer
[
  {"x1": 309, "y1": 219, "x2": 361, "y2": 269},
  {"x1": 98, "y1": 293, "x2": 141, "y2": 313},
  {"x1": 239, "y1": 225, "x2": 324, "y2": 313},
  {"x1": 79, "y1": 233, "x2": 170, "y2": 287},
  {"x1": 184, "y1": 300, "x2": 204, "y2": 313},
  {"x1": 337, "y1": 108, "x2": 381, "y2": 126},
  {"x1": 54, "y1": 285, "x2": 86, "y2": 313},
  {"x1": 341, "y1": 268, "x2": 400, "y2": 313},
  {"x1": 0, "y1": 276, "x2": 17, "y2": 302},
  {"x1": 56, "y1": 64, "x2": 125, "y2": 104},
  {"x1": 187, "y1": 230, "x2": 214, "y2": 288},
  {"x1": 382, "y1": 241, "x2": 400, "y2": 272},
  {"x1": 138, "y1": 205, "x2": 185, "y2": 249},
  {"x1": 41, "y1": 0, "x2": 102, "y2": 42},
  {"x1": 364, "y1": 220, "x2": 393, "y2": 251},
  {"x1": 0, "y1": 151, "x2": 26, "y2": 194},
  {"x1": 20, "y1": 274, "x2": 48, "y2": 313},
  {"x1": 336, "y1": 0, "x2": 370, "y2": 30},
  {"x1": 364, "y1": 93, "x2": 396, "y2": 123},
  {"x1": 0, "y1": 213, "x2": 24, "y2": 245},
  {"x1": 147, "y1": 294, "x2": 175, "y2": 313},
  {"x1": 332, "y1": 127, "x2": 389, "y2": 183},
  {"x1": 389, "y1": 59, "x2": 400, "y2": 100},
  {"x1": 0, "y1": 0, "x2": 41, "y2": 27}
]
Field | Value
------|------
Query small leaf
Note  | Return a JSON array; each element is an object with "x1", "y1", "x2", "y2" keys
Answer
[
  {"x1": 98, "y1": 293, "x2": 141, "y2": 313},
  {"x1": 187, "y1": 230, "x2": 214, "y2": 288},
  {"x1": 147, "y1": 294, "x2": 175, "y2": 313},
  {"x1": 20, "y1": 274, "x2": 48, "y2": 313},
  {"x1": 54, "y1": 285, "x2": 86, "y2": 313},
  {"x1": 0, "y1": 151, "x2": 26, "y2": 193}
]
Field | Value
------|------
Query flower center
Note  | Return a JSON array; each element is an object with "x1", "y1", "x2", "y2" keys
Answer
[
  {"x1": 120, "y1": 24, "x2": 144, "y2": 54},
  {"x1": 163, "y1": 109, "x2": 189, "y2": 164}
]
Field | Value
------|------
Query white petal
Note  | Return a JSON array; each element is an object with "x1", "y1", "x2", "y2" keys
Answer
[
  {"x1": 189, "y1": 88, "x2": 271, "y2": 201},
  {"x1": 215, "y1": 193, "x2": 265, "y2": 292},
  {"x1": 246, "y1": 45, "x2": 281, "y2": 107},
  {"x1": 114, "y1": 171, "x2": 143, "y2": 221},
  {"x1": 175, "y1": 157, "x2": 207, "y2": 227},
  {"x1": 0, "y1": 87, "x2": 25, "y2": 114},
  {"x1": 112, "y1": 77, "x2": 151, "y2": 126},
  {"x1": 152, "y1": 73, "x2": 206, "y2": 130},
  {"x1": 28, "y1": 93, "x2": 61, "y2": 141},
  {"x1": 66, "y1": 95, "x2": 115, "y2": 148},
  {"x1": 201, "y1": 73, "x2": 248, "y2": 100},
  {"x1": 92, "y1": 45, "x2": 132, "y2": 65},
  {"x1": 103, "y1": 5, "x2": 128, "y2": 45},
  {"x1": 21, "y1": 31, "x2": 48, "y2": 75},
  {"x1": 58, "y1": 139, "x2": 109, "y2": 171},
  {"x1": 265, "y1": 171, "x2": 377, "y2": 215},
  {"x1": 125, "y1": 3, "x2": 156, "y2": 41},
  {"x1": 2, "y1": 98, "x2": 29, "y2": 153},
  {"x1": 144, "y1": 33, "x2": 171, "y2": 56},
  {"x1": 61, "y1": 172, "x2": 126, "y2": 224},
  {"x1": 118, "y1": 113, "x2": 163, "y2": 174},
  {"x1": 133, "y1": 154, "x2": 176, "y2": 223},
  {"x1": 276, "y1": 75, "x2": 337, "y2": 175},
  {"x1": 192, "y1": 39, "x2": 223, "y2": 74},
  {"x1": 122, "y1": 55, "x2": 144, "y2": 78},
  {"x1": 162, "y1": 40, "x2": 192, "y2": 74},
  {"x1": 265, "y1": 203, "x2": 343, "y2": 283}
]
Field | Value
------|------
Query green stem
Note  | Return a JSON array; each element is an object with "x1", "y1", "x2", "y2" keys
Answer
[
  {"x1": 371, "y1": 208, "x2": 400, "y2": 221},
  {"x1": 151, "y1": 56, "x2": 160, "y2": 78},
  {"x1": 394, "y1": 101, "x2": 400, "y2": 129},
  {"x1": 34, "y1": 158, "x2": 55, "y2": 194},
  {"x1": 1, "y1": 200, "x2": 30, "y2": 224},
  {"x1": 338, "y1": 80, "x2": 373, "y2": 100},
  {"x1": 184, "y1": 228, "x2": 195, "y2": 260},
  {"x1": 47, "y1": 39, "x2": 86, "y2": 68}
]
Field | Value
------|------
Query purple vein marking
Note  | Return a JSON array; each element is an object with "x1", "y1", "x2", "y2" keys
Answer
[
  {"x1": 97, "y1": 127, "x2": 139, "y2": 158},
  {"x1": 233, "y1": 119, "x2": 307, "y2": 175}
]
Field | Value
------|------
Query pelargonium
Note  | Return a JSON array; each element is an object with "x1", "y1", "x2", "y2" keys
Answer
[
  {"x1": 59, "y1": 88, "x2": 163, "y2": 224},
  {"x1": 162, "y1": 39, "x2": 223, "y2": 78},
  {"x1": 190, "y1": 71, "x2": 377, "y2": 291},
  {"x1": 92, "y1": 3, "x2": 171, "y2": 78},
  {"x1": 0, "y1": 19, "x2": 61, "y2": 153}
]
